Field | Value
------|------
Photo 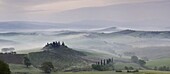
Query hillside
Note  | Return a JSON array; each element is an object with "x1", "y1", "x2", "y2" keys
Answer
[
  {"x1": 132, "y1": 46, "x2": 170, "y2": 59},
  {"x1": 28, "y1": 41, "x2": 88, "y2": 70},
  {"x1": 0, "y1": 54, "x2": 26, "y2": 64},
  {"x1": 112, "y1": 30, "x2": 170, "y2": 38}
]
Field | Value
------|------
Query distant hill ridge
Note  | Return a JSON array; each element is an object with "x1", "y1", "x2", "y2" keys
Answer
[{"x1": 109, "y1": 29, "x2": 170, "y2": 38}]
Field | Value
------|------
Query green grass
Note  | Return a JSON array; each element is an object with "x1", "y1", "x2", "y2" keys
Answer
[
  {"x1": 10, "y1": 64, "x2": 170, "y2": 74},
  {"x1": 146, "y1": 58, "x2": 170, "y2": 68},
  {"x1": 114, "y1": 62, "x2": 142, "y2": 70},
  {"x1": 9, "y1": 64, "x2": 42, "y2": 73},
  {"x1": 53, "y1": 70, "x2": 170, "y2": 74},
  {"x1": 140, "y1": 70, "x2": 170, "y2": 74}
]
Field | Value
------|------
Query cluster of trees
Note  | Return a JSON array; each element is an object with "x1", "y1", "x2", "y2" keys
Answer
[
  {"x1": 43, "y1": 41, "x2": 68, "y2": 50},
  {"x1": 154, "y1": 66, "x2": 170, "y2": 71},
  {"x1": 131, "y1": 56, "x2": 146, "y2": 66},
  {"x1": 95, "y1": 58, "x2": 114, "y2": 65},
  {"x1": 92, "y1": 58, "x2": 114, "y2": 71},
  {"x1": 0, "y1": 60, "x2": 11, "y2": 74},
  {"x1": 23, "y1": 56, "x2": 55, "y2": 74},
  {"x1": 0, "y1": 51, "x2": 16, "y2": 54},
  {"x1": 1, "y1": 48, "x2": 16, "y2": 54},
  {"x1": 124, "y1": 66, "x2": 135, "y2": 70},
  {"x1": 124, "y1": 66, "x2": 139, "y2": 72}
]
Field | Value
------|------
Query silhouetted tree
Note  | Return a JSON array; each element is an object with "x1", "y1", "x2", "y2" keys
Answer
[
  {"x1": 103, "y1": 59, "x2": 105, "y2": 65},
  {"x1": 129, "y1": 67, "x2": 134, "y2": 70},
  {"x1": 125, "y1": 66, "x2": 129, "y2": 70},
  {"x1": 101, "y1": 60, "x2": 103, "y2": 65},
  {"x1": 1, "y1": 48, "x2": 15, "y2": 53},
  {"x1": 131, "y1": 56, "x2": 138, "y2": 63},
  {"x1": 62, "y1": 42, "x2": 65, "y2": 46},
  {"x1": 23, "y1": 57, "x2": 31, "y2": 68},
  {"x1": 138, "y1": 59, "x2": 146, "y2": 66},
  {"x1": 58, "y1": 41, "x2": 61, "y2": 46},
  {"x1": 0, "y1": 60, "x2": 11, "y2": 74},
  {"x1": 97, "y1": 62, "x2": 100, "y2": 65}
]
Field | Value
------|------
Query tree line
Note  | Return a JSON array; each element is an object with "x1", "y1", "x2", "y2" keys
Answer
[
  {"x1": 43, "y1": 41, "x2": 68, "y2": 50},
  {"x1": 154, "y1": 66, "x2": 170, "y2": 71},
  {"x1": 92, "y1": 58, "x2": 114, "y2": 71}
]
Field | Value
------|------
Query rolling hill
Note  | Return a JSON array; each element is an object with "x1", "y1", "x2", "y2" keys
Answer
[
  {"x1": 107, "y1": 29, "x2": 170, "y2": 39},
  {"x1": 28, "y1": 41, "x2": 89, "y2": 70}
]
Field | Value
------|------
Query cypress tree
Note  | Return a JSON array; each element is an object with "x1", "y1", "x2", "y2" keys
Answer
[
  {"x1": 62, "y1": 42, "x2": 65, "y2": 46},
  {"x1": 101, "y1": 60, "x2": 103, "y2": 65},
  {"x1": 104, "y1": 59, "x2": 106, "y2": 65}
]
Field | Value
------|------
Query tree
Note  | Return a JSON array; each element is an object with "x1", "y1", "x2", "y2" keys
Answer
[
  {"x1": 62, "y1": 42, "x2": 65, "y2": 46},
  {"x1": 154, "y1": 66, "x2": 157, "y2": 70},
  {"x1": 166, "y1": 66, "x2": 170, "y2": 71},
  {"x1": 41, "y1": 62, "x2": 54, "y2": 73},
  {"x1": 124, "y1": 66, "x2": 129, "y2": 70},
  {"x1": 92, "y1": 64, "x2": 114, "y2": 71},
  {"x1": 131, "y1": 56, "x2": 139, "y2": 63},
  {"x1": 129, "y1": 67, "x2": 134, "y2": 70},
  {"x1": 23, "y1": 57, "x2": 31, "y2": 68},
  {"x1": 0, "y1": 60, "x2": 11, "y2": 74},
  {"x1": 138, "y1": 59, "x2": 146, "y2": 66},
  {"x1": 58, "y1": 41, "x2": 61, "y2": 46},
  {"x1": 1, "y1": 48, "x2": 15, "y2": 53},
  {"x1": 101, "y1": 60, "x2": 103, "y2": 65}
]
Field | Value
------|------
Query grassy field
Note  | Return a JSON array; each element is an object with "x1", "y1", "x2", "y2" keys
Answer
[
  {"x1": 54, "y1": 71, "x2": 170, "y2": 74},
  {"x1": 10, "y1": 64, "x2": 170, "y2": 74},
  {"x1": 146, "y1": 58, "x2": 170, "y2": 68},
  {"x1": 114, "y1": 62, "x2": 142, "y2": 70},
  {"x1": 9, "y1": 64, "x2": 42, "y2": 74}
]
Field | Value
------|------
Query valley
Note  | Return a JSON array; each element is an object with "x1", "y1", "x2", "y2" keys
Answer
[{"x1": 1, "y1": 27, "x2": 170, "y2": 73}]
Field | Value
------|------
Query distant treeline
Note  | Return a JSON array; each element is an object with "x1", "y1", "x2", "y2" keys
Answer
[
  {"x1": 43, "y1": 41, "x2": 68, "y2": 50},
  {"x1": 92, "y1": 58, "x2": 114, "y2": 71}
]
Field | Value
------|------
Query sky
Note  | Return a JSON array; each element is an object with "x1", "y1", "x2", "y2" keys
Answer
[{"x1": 0, "y1": 0, "x2": 170, "y2": 29}]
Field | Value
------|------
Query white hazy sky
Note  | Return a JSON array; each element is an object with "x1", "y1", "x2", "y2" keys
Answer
[{"x1": 0, "y1": 0, "x2": 169, "y2": 24}]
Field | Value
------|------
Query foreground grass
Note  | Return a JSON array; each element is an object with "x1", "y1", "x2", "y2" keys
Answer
[
  {"x1": 10, "y1": 64, "x2": 170, "y2": 74},
  {"x1": 52, "y1": 70, "x2": 170, "y2": 74},
  {"x1": 140, "y1": 70, "x2": 170, "y2": 74}
]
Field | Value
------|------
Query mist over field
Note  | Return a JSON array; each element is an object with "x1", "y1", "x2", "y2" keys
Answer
[{"x1": 1, "y1": 25, "x2": 170, "y2": 60}]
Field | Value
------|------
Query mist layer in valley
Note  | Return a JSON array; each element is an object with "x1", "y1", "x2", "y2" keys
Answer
[{"x1": 1, "y1": 25, "x2": 170, "y2": 60}]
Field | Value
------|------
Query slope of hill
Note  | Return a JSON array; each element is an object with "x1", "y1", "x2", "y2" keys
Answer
[
  {"x1": 93, "y1": 27, "x2": 122, "y2": 33},
  {"x1": 146, "y1": 58, "x2": 170, "y2": 68},
  {"x1": 112, "y1": 30, "x2": 170, "y2": 38},
  {"x1": 9, "y1": 64, "x2": 42, "y2": 73},
  {"x1": 28, "y1": 41, "x2": 88, "y2": 70},
  {"x1": 0, "y1": 54, "x2": 26, "y2": 64},
  {"x1": 132, "y1": 46, "x2": 170, "y2": 59}
]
